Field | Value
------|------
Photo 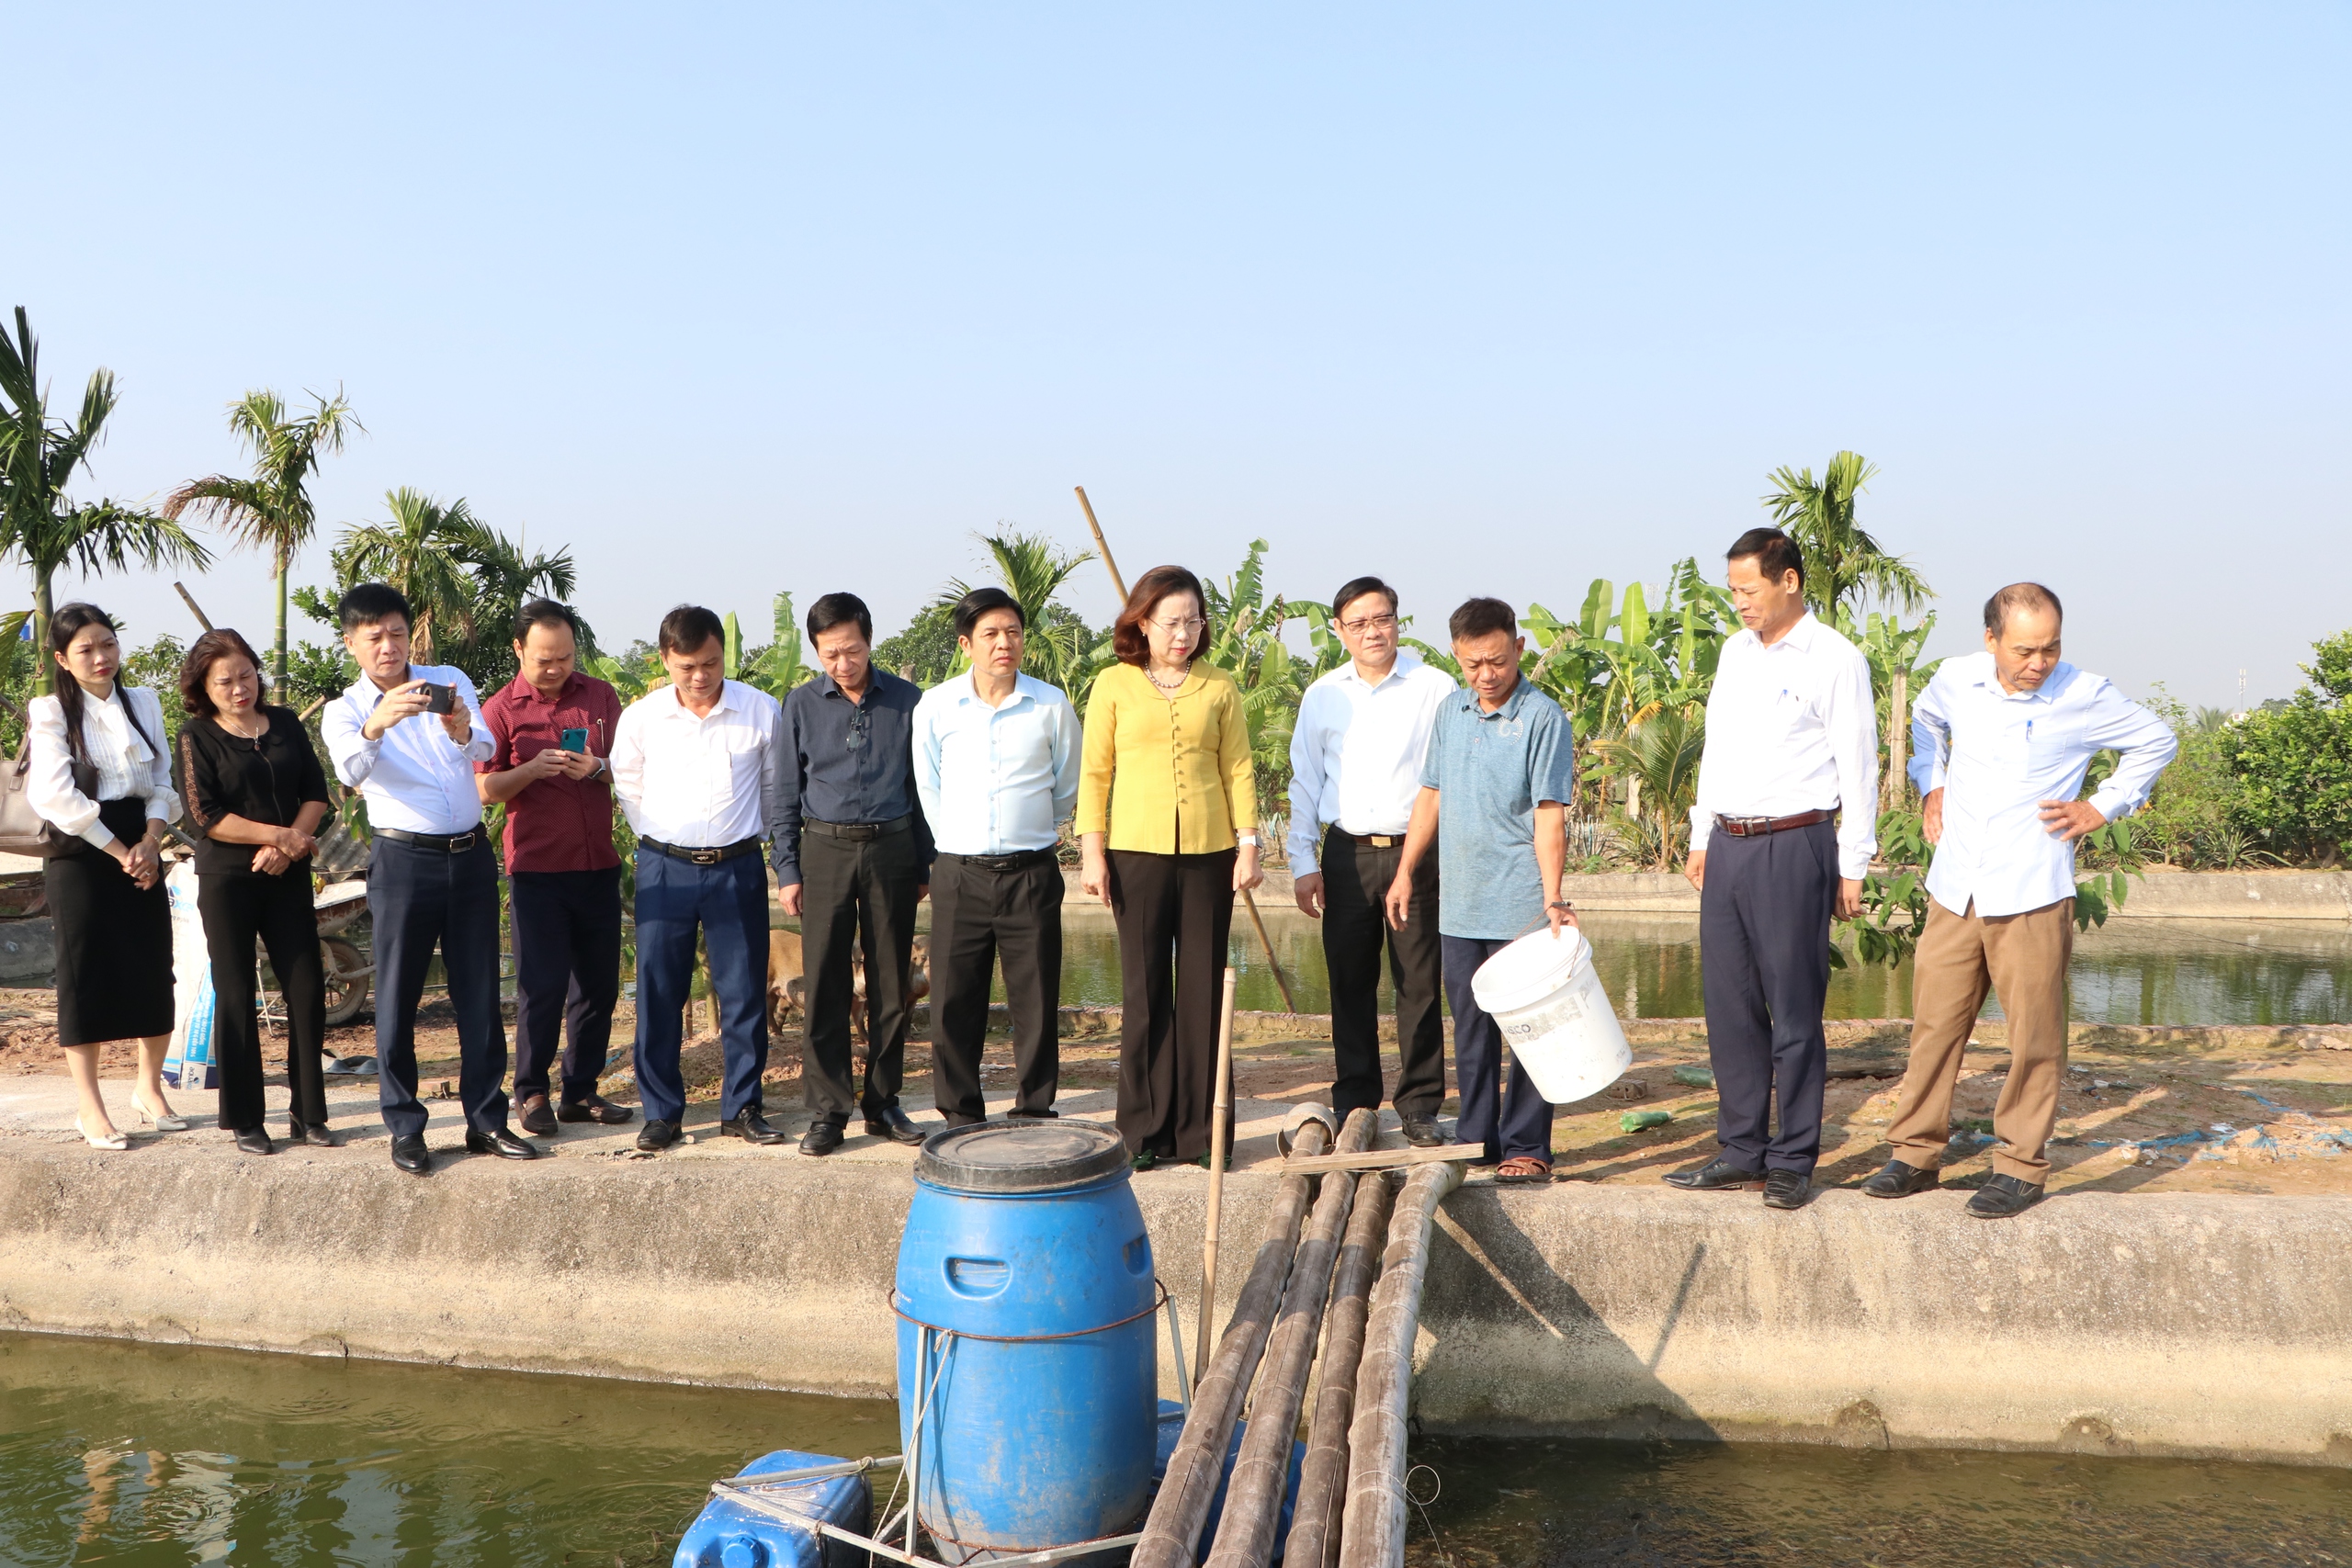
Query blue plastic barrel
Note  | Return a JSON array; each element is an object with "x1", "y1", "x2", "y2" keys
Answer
[
  {"x1": 673, "y1": 1450, "x2": 873, "y2": 1568},
  {"x1": 897, "y1": 1122, "x2": 1159, "y2": 1560}
]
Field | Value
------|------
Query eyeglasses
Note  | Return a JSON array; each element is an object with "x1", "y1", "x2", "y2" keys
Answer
[
  {"x1": 1338, "y1": 614, "x2": 1398, "y2": 635},
  {"x1": 845, "y1": 702, "x2": 870, "y2": 751},
  {"x1": 1149, "y1": 617, "x2": 1206, "y2": 635}
]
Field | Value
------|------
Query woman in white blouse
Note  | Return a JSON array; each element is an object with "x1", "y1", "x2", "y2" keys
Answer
[{"x1": 28, "y1": 604, "x2": 182, "y2": 1149}]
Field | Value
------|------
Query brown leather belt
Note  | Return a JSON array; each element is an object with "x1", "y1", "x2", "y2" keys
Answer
[{"x1": 1712, "y1": 807, "x2": 1835, "y2": 838}]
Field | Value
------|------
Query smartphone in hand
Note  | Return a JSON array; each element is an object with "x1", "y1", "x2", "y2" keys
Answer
[
  {"x1": 560, "y1": 728, "x2": 589, "y2": 753},
  {"x1": 422, "y1": 682, "x2": 458, "y2": 715}
]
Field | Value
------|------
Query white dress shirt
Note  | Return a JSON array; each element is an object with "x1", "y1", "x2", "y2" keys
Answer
[
  {"x1": 609, "y1": 680, "x2": 786, "y2": 849},
  {"x1": 1690, "y1": 613, "x2": 1880, "y2": 879},
  {"x1": 1286, "y1": 652, "x2": 1458, "y2": 873},
  {"x1": 26, "y1": 685, "x2": 180, "y2": 849},
  {"x1": 1909, "y1": 653, "x2": 2178, "y2": 919},
  {"x1": 322, "y1": 664, "x2": 494, "y2": 837},
  {"x1": 913, "y1": 671, "x2": 1082, "y2": 857}
]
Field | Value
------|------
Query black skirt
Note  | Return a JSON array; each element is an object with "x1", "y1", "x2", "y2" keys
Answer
[{"x1": 46, "y1": 797, "x2": 174, "y2": 1046}]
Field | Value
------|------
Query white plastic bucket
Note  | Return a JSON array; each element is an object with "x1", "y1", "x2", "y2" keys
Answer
[{"x1": 1468, "y1": 926, "x2": 1631, "y2": 1105}]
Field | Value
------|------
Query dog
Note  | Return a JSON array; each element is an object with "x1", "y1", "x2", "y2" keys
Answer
[{"x1": 768, "y1": 928, "x2": 931, "y2": 1048}]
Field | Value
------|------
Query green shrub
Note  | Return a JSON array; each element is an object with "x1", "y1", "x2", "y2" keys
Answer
[{"x1": 2222, "y1": 631, "x2": 2352, "y2": 865}]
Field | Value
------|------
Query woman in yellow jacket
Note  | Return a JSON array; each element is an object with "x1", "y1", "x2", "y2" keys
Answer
[{"x1": 1078, "y1": 564, "x2": 1261, "y2": 1168}]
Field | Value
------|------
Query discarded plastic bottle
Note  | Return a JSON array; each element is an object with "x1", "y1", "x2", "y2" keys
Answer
[
  {"x1": 1620, "y1": 1110, "x2": 1673, "y2": 1133},
  {"x1": 1671, "y1": 1065, "x2": 1715, "y2": 1089}
]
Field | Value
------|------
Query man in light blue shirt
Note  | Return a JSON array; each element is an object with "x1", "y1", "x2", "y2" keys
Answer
[
  {"x1": 322, "y1": 582, "x2": 533, "y2": 1176},
  {"x1": 1864, "y1": 582, "x2": 2177, "y2": 1219},
  {"x1": 912, "y1": 588, "x2": 1083, "y2": 1125},
  {"x1": 1385, "y1": 597, "x2": 1578, "y2": 1182}
]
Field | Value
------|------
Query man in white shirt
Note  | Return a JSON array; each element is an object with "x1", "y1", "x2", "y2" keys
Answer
[
  {"x1": 1865, "y1": 582, "x2": 2177, "y2": 1218},
  {"x1": 609, "y1": 604, "x2": 789, "y2": 1152},
  {"x1": 1288, "y1": 576, "x2": 1457, "y2": 1145},
  {"x1": 1670, "y1": 528, "x2": 1879, "y2": 1211},
  {"x1": 322, "y1": 582, "x2": 534, "y2": 1177},
  {"x1": 912, "y1": 589, "x2": 1082, "y2": 1126}
]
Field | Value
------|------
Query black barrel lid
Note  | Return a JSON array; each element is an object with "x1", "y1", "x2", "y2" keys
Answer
[{"x1": 915, "y1": 1120, "x2": 1131, "y2": 1193}]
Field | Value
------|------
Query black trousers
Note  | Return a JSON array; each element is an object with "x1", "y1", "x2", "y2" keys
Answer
[
  {"x1": 1110, "y1": 848, "x2": 1236, "y2": 1162},
  {"x1": 1319, "y1": 827, "x2": 1445, "y2": 1121},
  {"x1": 198, "y1": 869, "x2": 328, "y2": 1134},
  {"x1": 1699, "y1": 818, "x2": 1838, "y2": 1174},
  {"x1": 370, "y1": 835, "x2": 509, "y2": 1142},
  {"x1": 929, "y1": 851, "x2": 1064, "y2": 1125},
  {"x1": 800, "y1": 825, "x2": 922, "y2": 1122},
  {"x1": 509, "y1": 865, "x2": 624, "y2": 1105}
]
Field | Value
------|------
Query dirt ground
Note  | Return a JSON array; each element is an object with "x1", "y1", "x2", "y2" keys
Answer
[{"x1": 6, "y1": 987, "x2": 2347, "y2": 1196}]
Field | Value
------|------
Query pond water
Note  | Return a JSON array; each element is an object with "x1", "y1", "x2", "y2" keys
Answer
[
  {"x1": 5, "y1": 1334, "x2": 2346, "y2": 1568},
  {"x1": 1044, "y1": 910, "x2": 2352, "y2": 1026}
]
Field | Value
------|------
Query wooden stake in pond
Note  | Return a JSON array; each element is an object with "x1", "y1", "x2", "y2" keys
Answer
[
  {"x1": 1074, "y1": 485, "x2": 1128, "y2": 602},
  {"x1": 174, "y1": 581, "x2": 216, "y2": 633},
  {"x1": 1195, "y1": 965, "x2": 1238, "y2": 1384}
]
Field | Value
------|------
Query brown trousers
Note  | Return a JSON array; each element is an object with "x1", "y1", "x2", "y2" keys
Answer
[{"x1": 1887, "y1": 895, "x2": 2074, "y2": 1183}]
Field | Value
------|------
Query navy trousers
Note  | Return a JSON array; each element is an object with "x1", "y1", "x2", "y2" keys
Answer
[
  {"x1": 510, "y1": 865, "x2": 624, "y2": 1106},
  {"x1": 1699, "y1": 818, "x2": 1838, "y2": 1174},
  {"x1": 633, "y1": 847, "x2": 770, "y2": 1124},
  {"x1": 370, "y1": 835, "x2": 510, "y2": 1142},
  {"x1": 1442, "y1": 933, "x2": 1556, "y2": 1164}
]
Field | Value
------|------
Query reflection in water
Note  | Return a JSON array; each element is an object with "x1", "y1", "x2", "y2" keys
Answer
[
  {"x1": 1408, "y1": 1433, "x2": 2352, "y2": 1567},
  {"x1": 6, "y1": 1335, "x2": 2346, "y2": 1568},
  {"x1": 1043, "y1": 910, "x2": 2352, "y2": 1025}
]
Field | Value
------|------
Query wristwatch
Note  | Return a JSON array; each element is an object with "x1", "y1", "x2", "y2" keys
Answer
[{"x1": 1237, "y1": 831, "x2": 1260, "y2": 847}]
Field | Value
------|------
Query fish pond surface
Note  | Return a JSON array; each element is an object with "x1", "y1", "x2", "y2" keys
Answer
[{"x1": 5, "y1": 1334, "x2": 2347, "y2": 1568}]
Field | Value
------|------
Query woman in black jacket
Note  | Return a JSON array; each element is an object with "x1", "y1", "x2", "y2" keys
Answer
[{"x1": 177, "y1": 628, "x2": 335, "y2": 1153}]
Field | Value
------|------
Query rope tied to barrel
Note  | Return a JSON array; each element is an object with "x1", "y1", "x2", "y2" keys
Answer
[{"x1": 888, "y1": 1279, "x2": 1173, "y2": 1343}]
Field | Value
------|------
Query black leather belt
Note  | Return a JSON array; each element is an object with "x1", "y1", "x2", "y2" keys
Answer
[
  {"x1": 1329, "y1": 826, "x2": 1404, "y2": 849},
  {"x1": 945, "y1": 847, "x2": 1057, "y2": 873},
  {"x1": 803, "y1": 813, "x2": 913, "y2": 842},
  {"x1": 378, "y1": 825, "x2": 484, "y2": 853},
  {"x1": 643, "y1": 836, "x2": 764, "y2": 866},
  {"x1": 1712, "y1": 808, "x2": 1836, "y2": 838}
]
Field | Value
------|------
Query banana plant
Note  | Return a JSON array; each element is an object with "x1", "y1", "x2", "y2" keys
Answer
[
  {"x1": 1199, "y1": 538, "x2": 1323, "y2": 820},
  {"x1": 1839, "y1": 605, "x2": 1939, "y2": 812},
  {"x1": 731, "y1": 592, "x2": 815, "y2": 698}
]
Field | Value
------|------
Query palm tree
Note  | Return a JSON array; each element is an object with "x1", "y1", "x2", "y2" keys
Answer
[
  {"x1": 164, "y1": 389, "x2": 360, "y2": 688},
  {"x1": 330, "y1": 489, "x2": 486, "y2": 663},
  {"x1": 948, "y1": 528, "x2": 1094, "y2": 688},
  {"x1": 0, "y1": 308, "x2": 210, "y2": 688},
  {"x1": 1590, "y1": 705, "x2": 1707, "y2": 868},
  {"x1": 1760, "y1": 451, "x2": 1931, "y2": 619}
]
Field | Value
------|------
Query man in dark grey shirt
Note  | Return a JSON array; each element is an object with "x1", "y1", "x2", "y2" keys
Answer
[{"x1": 776, "y1": 592, "x2": 935, "y2": 1155}]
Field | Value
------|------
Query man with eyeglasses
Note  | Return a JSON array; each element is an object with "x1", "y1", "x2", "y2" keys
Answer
[
  {"x1": 777, "y1": 592, "x2": 936, "y2": 1156},
  {"x1": 1289, "y1": 576, "x2": 1456, "y2": 1145}
]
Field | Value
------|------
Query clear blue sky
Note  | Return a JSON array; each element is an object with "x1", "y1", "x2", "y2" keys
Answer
[{"x1": 13, "y1": 3, "x2": 2347, "y2": 706}]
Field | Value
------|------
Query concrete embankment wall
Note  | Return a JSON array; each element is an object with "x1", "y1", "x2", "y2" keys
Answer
[{"x1": 4, "y1": 1141, "x2": 2346, "y2": 1467}]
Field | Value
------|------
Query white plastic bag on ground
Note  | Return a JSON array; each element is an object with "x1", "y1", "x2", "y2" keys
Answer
[{"x1": 163, "y1": 862, "x2": 219, "y2": 1090}]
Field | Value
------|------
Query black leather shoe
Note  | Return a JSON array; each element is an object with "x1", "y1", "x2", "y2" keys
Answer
[
  {"x1": 721, "y1": 1110, "x2": 788, "y2": 1145},
  {"x1": 1400, "y1": 1116, "x2": 1445, "y2": 1149},
  {"x1": 1762, "y1": 1170, "x2": 1812, "y2": 1210},
  {"x1": 465, "y1": 1127, "x2": 541, "y2": 1160},
  {"x1": 1861, "y1": 1158, "x2": 1939, "y2": 1199},
  {"x1": 517, "y1": 1095, "x2": 559, "y2": 1136},
  {"x1": 799, "y1": 1120, "x2": 844, "y2": 1156},
  {"x1": 390, "y1": 1135, "x2": 433, "y2": 1176},
  {"x1": 863, "y1": 1105, "x2": 927, "y2": 1146},
  {"x1": 1663, "y1": 1157, "x2": 1767, "y2": 1191},
  {"x1": 1965, "y1": 1173, "x2": 2045, "y2": 1219},
  {"x1": 636, "y1": 1119, "x2": 683, "y2": 1151},
  {"x1": 288, "y1": 1122, "x2": 338, "y2": 1148},
  {"x1": 560, "y1": 1094, "x2": 636, "y2": 1125},
  {"x1": 234, "y1": 1128, "x2": 275, "y2": 1156}
]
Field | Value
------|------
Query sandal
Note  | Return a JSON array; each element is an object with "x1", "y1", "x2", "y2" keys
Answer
[{"x1": 1493, "y1": 1156, "x2": 1553, "y2": 1185}]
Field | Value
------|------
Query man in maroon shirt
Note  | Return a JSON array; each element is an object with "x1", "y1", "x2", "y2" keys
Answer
[{"x1": 479, "y1": 599, "x2": 634, "y2": 1134}]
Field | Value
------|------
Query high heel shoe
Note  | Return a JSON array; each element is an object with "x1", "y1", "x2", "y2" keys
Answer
[
  {"x1": 76, "y1": 1117, "x2": 130, "y2": 1151},
  {"x1": 130, "y1": 1096, "x2": 188, "y2": 1133}
]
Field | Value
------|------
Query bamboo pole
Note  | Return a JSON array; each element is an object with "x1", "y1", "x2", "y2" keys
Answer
[
  {"x1": 1285, "y1": 1167, "x2": 1397, "y2": 1568},
  {"x1": 1136, "y1": 1113, "x2": 1330, "y2": 1568},
  {"x1": 173, "y1": 581, "x2": 216, "y2": 633},
  {"x1": 1338, "y1": 1159, "x2": 1466, "y2": 1568},
  {"x1": 1242, "y1": 889, "x2": 1299, "y2": 1014},
  {"x1": 1203, "y1": 1109, "x2": 1379, "y2": 1568},
  {"x1": 1887, "y1": 668, "x2": 1909, "y2": 813},
  {"x1": 1196, "y1": 966, "x2": 1238, "y2": 1383},
  {"x1": 1073, "y1": 486, "x2": 1127, "y2": 602}
]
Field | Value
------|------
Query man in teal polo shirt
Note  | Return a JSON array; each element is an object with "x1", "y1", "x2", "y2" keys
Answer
[{"x1": 1385, "y1": 597, "x2": 1578, "y2": 1184}]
